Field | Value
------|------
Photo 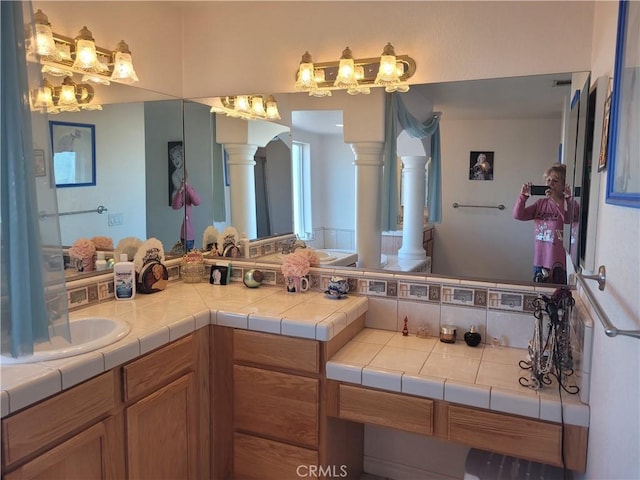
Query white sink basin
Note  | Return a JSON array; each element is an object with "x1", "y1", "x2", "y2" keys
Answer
[
  {"x1": 0, "y1": 317, "x2": 131, "y2": 364},
  {"x1": 277, "y1": 250, "x2": 336, "y2": 262}
]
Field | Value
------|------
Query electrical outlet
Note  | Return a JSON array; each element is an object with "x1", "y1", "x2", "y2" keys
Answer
[{"x1": 108, "y1": 213, "x2": 123, "y2": 226}]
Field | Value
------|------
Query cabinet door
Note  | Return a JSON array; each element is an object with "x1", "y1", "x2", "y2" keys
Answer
[
  {"x1": 4, "y1": 421, "x2": 116, "y2": 480},
  {"x1": 234, "y1": 365, "x2": 319, "y2": 448},
  {"x1": 126, "y1": 373, "x2": 197, "y2": 480},
  {"x1": 234, "y1": 432, "x2": 318, "y2": 480}
]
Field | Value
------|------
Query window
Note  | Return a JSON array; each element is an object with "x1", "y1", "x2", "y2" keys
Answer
[{"x1": 292, "y1": 141, "x2": 313, "y2": 240}]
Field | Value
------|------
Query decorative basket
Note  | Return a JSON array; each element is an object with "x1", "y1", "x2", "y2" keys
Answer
[{"x1": 181, "y1": 251, "x2": 205, "y2": 283}]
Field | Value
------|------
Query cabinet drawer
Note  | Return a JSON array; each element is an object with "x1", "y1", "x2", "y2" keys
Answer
[
  {"x1": 234, "y1": 329, "x2": 319, "y2": 374},
  {"x1": 448, "y1": 405, "x2": 562, "y2": 466},
  {"x1": 339, "y1": 384, "x2": 433, "y2": 435},
  {"x1": 4, "y1": 421, "x2": 112, "y2": 480},
  {"x1": 123, "y1": 334, "x2": 193, "y2": 401},
  {"x1": 234, "y1": 365, "x2": 318, "y2": 448},
  {"x1": 2, "y1": 371, "x2": 116, "y2": 467},
  {"x1": 234, "y1": 432, "x2": 318, "y2": 480}
]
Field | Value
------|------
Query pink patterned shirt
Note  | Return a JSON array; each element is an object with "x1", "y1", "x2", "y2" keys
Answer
[{"x1": 513, "y1": 194, "x2": 578, "y2": 270}]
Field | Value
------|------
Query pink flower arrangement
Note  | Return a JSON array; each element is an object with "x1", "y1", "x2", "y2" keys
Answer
[
  {"x1": 91, "y1": 236, "x2": 113, "y2": 250},
  {"x1": 69, "y1": 238, "x2": 96, "y2": 259},
  {"x1": 293, "y1": 248, "x2": 320, "y2": 266},
  {"x1": 281, "y1": 251, "x2": 311, "y2": 278},
  {"x1": 69, "y1": 238, "x2": 96, "y2": 272}
]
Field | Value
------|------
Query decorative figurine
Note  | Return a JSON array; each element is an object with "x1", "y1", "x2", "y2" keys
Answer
[{"x1": 402, "y1": 317, "x2": 409, "y2": 336}]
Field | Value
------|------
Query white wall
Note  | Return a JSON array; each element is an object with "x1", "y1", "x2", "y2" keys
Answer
[
  {"x1": 180, "y1": 1, "x2": 593, "y2": 98},
  {"x1": 55, "y1": 103, "x2": 146, "y2": 246},
  {"x1": 436, "y1": 117, "x2": 561, "y2": 281},
  {"x1": 578, "y1": 2, "x2": 640, "y2": 479}
]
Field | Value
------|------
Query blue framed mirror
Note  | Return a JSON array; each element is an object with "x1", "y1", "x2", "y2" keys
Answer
[{"x1": 606, "y1": 0, "x2": 640, "y2": 208}]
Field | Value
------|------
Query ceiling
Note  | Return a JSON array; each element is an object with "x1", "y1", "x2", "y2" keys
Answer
[{"x1": 291, "y1": 73, "x2": 573, "y2": 135}]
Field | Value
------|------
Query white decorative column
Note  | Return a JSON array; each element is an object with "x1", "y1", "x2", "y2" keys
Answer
[
  {"x1": 351, "y1": 142, "x2": 384, "y2": 269},
  {"x1": 398, "y1": 155, "x2": 428, "y2": 260},
  {"x1": 224, "y1": 143, "x2": 259, "y2": 239}
]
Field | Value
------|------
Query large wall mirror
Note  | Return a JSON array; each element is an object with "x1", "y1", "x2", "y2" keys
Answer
[
  {"x1": 31, "y1": 81, "x2": 186, "y2": 280},
  {"x1": 184, "y1": 70, "x2": 596, "y2": 286},
  {"x1": 44, "y1": 70, "x2": 596, "y2": 287}
]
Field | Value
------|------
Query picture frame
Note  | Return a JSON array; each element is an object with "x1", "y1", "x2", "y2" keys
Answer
[
  {"x1": 209, "y1": 265, "x2": 230, "y2": 285},
  {"x1": 168, "y1": 141, "x2": 184, "y2": 206},
  {"x1": 49, "y1": 121, "x2": 96, "y2": 188},
  {"x1": 606, "y1": 0, "x2": 639, "y2": 208},
  {"x1": 469, "y1": 151, "x2": 494, "y2": 181},
  {"x1": 33, "y1": 149, "x2": 46, "y2": 177},
  {"x1": 598, "y1": 79, "x2": 612, "y2": 172}
]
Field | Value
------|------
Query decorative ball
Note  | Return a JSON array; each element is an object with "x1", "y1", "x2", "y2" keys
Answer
[{"x1": 243, "y1": 269, "x2": 263, "y2": 288}]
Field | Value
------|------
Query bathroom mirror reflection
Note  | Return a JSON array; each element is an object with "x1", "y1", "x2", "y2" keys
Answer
[{"x1": 48, "y1": 71, "x2": 593, "y2": 285}]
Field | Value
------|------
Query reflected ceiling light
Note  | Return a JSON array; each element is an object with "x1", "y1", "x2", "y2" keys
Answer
[
  {"x1": 72, "y1": 26, "x2": 101, "y2": 72},
  {"x1": 211, "y1": 95, "x2": 281, "y2": 121},
  {"x1": 32, "y1": 9, "x2": 56, "y2": 58},
  {"x1": 30, "y1": 77, "x2": 102, "y2": 114},
  {"x1": 27, "y1": 10, "x2": 139, "y2": 85},
  {"x1": 294, "y1": 43, "x2": 415, "y2": 97}
]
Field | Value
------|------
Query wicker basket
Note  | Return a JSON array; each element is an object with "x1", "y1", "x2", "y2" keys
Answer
[{"x1": 180, "y1": 261, "x2": 205, "y2": 283}]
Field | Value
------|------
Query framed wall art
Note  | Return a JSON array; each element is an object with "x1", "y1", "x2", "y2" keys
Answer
[
  {"x1": 168, "y1": 141, "x2": 184, "y2": 206},
  {"x1": 49, "y1": 121, "x2": 96, "y2": 188},
  {"x1": 606, "y1": 0, "x2": 639, "y2": 208},
  {"x1": 469, "y1": 151, "x2": 494, "y2": 181}
]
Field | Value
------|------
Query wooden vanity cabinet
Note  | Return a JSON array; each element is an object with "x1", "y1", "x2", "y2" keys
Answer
[
  {"x1": 212, "y1": 318, "x2": 366, "y2": 480},
  {"x1": 122, "y1": 331, "x2": 209, "y2": 480},
  {"x1": 1, "y1": 329, "x2": 210, "y2": 480},
  {"x1": 1, "y1": 371, "x2": 124, "y2": 480},
  {"x1": 330, "y1": 381, "x2": 588, "y2": 473}
]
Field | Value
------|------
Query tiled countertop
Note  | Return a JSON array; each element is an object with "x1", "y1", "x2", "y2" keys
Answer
[
  {"x1": 327, "y1": 328, "x2": 589, "y2": 427},
  {"x1": 1, "y1": 280, "x2": 589, "y2": 430},
  {"x1": 0, "y1": 282, "x2": 367, "y2": 418}
]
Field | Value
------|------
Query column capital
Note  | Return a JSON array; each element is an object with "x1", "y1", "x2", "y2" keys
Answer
[
  {"x1": 350, "y1": 142, "x2": 384, "y2": 166},
  {"x1": 400, "y1": 155, "x2": 428, "y2": 170},
  {"x1": 224, "y1": 144, "x2": 259, "y2": 165}
]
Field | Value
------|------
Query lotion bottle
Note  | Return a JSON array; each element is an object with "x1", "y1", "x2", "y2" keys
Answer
[
  {"x1": 114, "y1": 253, "x2": 136, "y2": 300},
  {"x1": 95, "y1": 251, "x2": 107, "y2": 271}
]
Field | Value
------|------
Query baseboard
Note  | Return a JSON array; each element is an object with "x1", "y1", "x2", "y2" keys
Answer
[{"x1": 364, "y1": 456, "x2": 461, "y2": 480}]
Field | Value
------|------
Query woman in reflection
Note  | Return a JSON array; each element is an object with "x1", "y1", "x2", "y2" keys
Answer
[
  {"x1": 513, "y1": 163, "x2": 578, "y2": 284},
  {"x1": 172, "y1": 174, "x2": 201, "y2": 252}
]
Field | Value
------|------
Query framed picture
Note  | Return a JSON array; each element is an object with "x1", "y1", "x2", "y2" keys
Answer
[
  {"x1": 606, "y1": 0, "x2": 639, "y2": 207},
  {"x1": 168, "y1": 141, "x2": 184, "y2": 206},
  {"x1": 33, "y1": 149, "x2": 46, "y2": 177},
  {"x1": 598, "y1": 80, "x2": 612, "y2": 172},
  {"x1": 209, "y1": 265, "x2": 230, "y2": 285},
  {"x1": 49, "y1": 121, "x2": 96, "y2": 187},
  {"x1": 469, "y1": 151, "x2": 494, "y2": 180}
]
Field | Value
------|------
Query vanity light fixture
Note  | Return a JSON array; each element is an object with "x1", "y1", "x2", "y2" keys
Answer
[
  {"x1": 295, "y1": 43, "x2": 415, "y2": 97},
  {"x1": 210, "y1": 95, "x2": 281, "y2": 121},
  {"x1": 28, "y1": 9, "x2": 139, "y2": 85},
  {"x1": 30, "y1": 77, "x2": 103, "y2": 114}
]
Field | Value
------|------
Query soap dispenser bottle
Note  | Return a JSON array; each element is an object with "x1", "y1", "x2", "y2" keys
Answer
[
  {"x1": 114, "y1": 253, "x2": 136, "y2": 300},
  {"x1": 464, "y1": 324, "x2": 482, "y2": 347}
]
